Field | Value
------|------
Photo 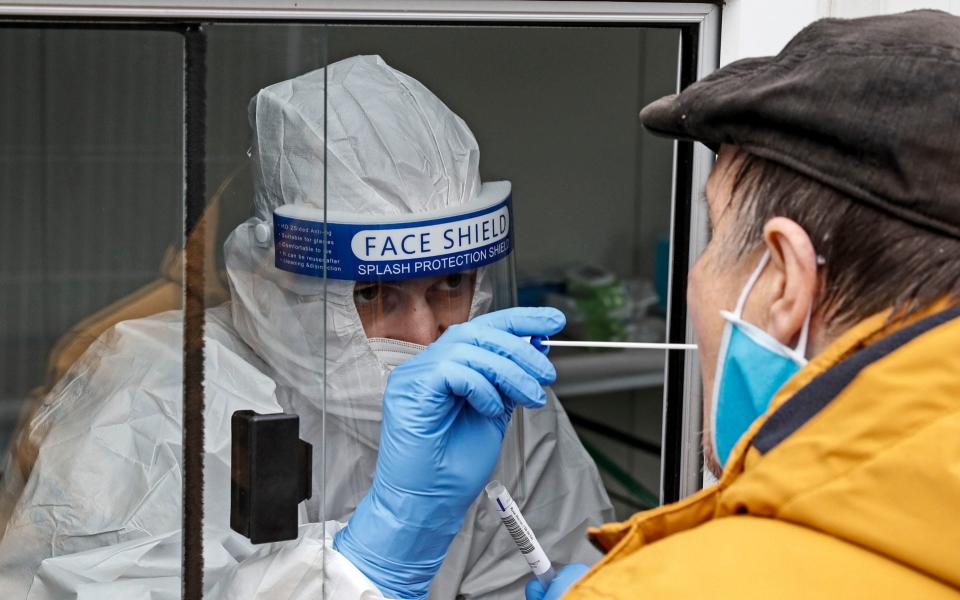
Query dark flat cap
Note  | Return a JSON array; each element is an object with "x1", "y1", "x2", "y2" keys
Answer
[{"x1": 640, "y1": 10, "x2": 960, "y2": 239}]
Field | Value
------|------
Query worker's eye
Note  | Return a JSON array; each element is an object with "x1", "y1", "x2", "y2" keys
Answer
[
  {"x1": 436, "y1": 272, "x2": 464, "y2": 292},
  {"x1": 354, "y1": 284, "x2": 381, "y2": 305}
]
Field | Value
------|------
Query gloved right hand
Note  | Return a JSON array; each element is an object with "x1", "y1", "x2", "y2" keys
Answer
[
  {"x1": 334, "y1": 307, "x2": 566, "y2": 600},
  {"x1": 525, "y1": 563, "x2": 590, "y2": 600}
]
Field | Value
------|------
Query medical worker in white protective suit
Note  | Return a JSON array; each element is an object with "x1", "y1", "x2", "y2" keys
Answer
[{"x1": 0, "y1": 55, "x2": 612, "y2": 599}]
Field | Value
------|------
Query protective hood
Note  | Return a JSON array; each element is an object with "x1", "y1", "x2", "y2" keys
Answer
[{"x1": 248, "y1": 55, "x2": 480, "y2": 220}]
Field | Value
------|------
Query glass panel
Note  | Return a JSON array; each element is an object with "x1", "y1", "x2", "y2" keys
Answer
[
  {"x1": 321, "y1": 24, "x2": 682, "y2": 598},
  {"x1": 0, "y1": 27, "x2": 184, "y2": 595},
  {"x1": 200, "y1": 23, "x2": 330, "y2": 597}
]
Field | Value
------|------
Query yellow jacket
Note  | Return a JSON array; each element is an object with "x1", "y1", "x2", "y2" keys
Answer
[{"x1": 568, "y1": 306, "x2": 960, "y2": 599}]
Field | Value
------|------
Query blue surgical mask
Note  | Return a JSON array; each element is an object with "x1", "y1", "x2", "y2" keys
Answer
[{"x1": 710, "y1": 251, "x2": 811, "y2": 468}]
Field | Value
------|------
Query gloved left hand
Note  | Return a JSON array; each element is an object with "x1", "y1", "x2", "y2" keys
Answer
[
  {"x1": 334, "y1": 307, "x2": 566, "y2": 600},
  {"x1": 525, "y1": 563, "x2": 590, "y2": 600}
]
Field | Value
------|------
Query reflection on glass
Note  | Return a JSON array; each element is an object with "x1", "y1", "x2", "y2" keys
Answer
[{"x1": 0, "y1": 28, "x2": 184, "y2": 596}]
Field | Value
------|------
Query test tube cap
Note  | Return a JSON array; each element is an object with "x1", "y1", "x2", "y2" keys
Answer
[{"x1": 485, "y1": 480, "x2": 506, "y2": 499}]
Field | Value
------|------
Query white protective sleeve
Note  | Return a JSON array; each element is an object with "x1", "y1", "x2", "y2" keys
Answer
[
  {"x1": 26, "y1": 522, "x2": 388, "y2": 600},
  {"x1": 207, "y1": 522, "x2": 387, "y2": 599}
]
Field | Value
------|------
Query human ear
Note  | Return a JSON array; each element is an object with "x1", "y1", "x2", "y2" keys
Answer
[{"x1": 761, "y1": 217, "x2": 818, "y2": 347}]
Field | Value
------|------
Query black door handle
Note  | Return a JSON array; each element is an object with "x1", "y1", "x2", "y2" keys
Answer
[{"x1": 231, "y1": 410, "x2": 312, "y2": 544}]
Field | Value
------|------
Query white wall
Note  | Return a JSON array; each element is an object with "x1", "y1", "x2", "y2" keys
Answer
[
  {"x1": 721, "y1": 0, "x2": 960, "y2": 65},
  {"x1": 829, "y1": 0, "x2": 960, "y2": 17}
]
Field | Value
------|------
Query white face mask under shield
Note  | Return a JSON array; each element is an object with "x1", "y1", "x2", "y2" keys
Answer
[{"x1": 367, "y1": 338, "x2": 426, "y2": 370}]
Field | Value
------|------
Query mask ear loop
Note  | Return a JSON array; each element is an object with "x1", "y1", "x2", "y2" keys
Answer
[
  {"x1": 731, "y1": 250, "x2": 813, "y2": 361},
  {"x1": 794, "y1": 304, "x2": 813, "y2": 358},
  {"x1": 732, "y1": 250, "x2": 771, "y2": 318},
  {"x1": 793, "y1": 254, "x2": 825, "y2": 358},
  {"x1": 711, "y1": 251, "x2": 770, "y2": 470}
]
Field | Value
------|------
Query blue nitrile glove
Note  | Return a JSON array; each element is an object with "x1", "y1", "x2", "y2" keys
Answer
[
  {"x1": 525, "y1": 563, "x2": 590, "y2": 600},
  {"x1": 334, "y1": 307, "x2": 566, "y2": 600}
]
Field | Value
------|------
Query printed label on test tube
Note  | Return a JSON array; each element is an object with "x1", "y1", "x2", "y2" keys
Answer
[{"x1": 485, "y1": 480, "x2": 557, "y2": 587}]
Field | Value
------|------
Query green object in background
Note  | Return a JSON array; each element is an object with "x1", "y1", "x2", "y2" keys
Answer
[
  {"x1": 574, "y1": 285, "x2": 630, "y2": 341},
  {"x1": 566, "y1": 265, "x2": 631, "y2": 342},
  {"x1": 580, "y1": 438, "x2": 659, "y2": 510}
]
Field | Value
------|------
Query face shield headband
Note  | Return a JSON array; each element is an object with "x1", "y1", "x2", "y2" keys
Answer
[{"x1": 269, "y1": 181, "x2": 514, "y2": 283}]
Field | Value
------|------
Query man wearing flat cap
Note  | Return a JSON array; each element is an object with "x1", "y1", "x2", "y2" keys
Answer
[
  {"x1": 224, "y1": 10, "x2": 960, "y2": 599},
  {"x1": 526, "y1": 9, "x2": 960, "y2": 599}
]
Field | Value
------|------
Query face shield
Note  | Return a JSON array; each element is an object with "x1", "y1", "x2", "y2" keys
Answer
[{"x1": 272, "y1": 179, "x2": 516, "y2": 364}]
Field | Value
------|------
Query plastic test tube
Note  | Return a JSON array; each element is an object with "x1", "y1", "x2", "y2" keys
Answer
[{"x1": 485, "y1": 480, "x2": 557, "y2": 588}]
